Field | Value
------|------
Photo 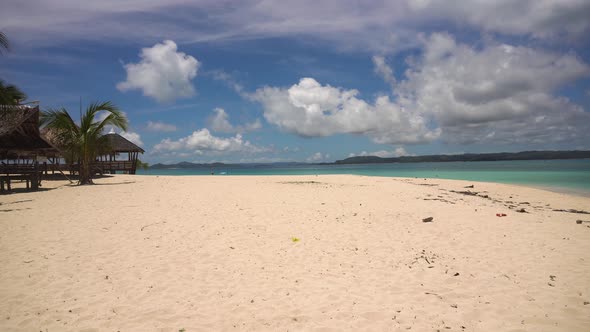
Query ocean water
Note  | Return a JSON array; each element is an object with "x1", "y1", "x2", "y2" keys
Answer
[{"x1": 138, "y1": 159, "x2": 590, "y2": 195}]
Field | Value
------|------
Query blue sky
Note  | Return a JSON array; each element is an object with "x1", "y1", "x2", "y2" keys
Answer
[{"x1": 2, "y1": 0, "x2": 590, "y2": 164}]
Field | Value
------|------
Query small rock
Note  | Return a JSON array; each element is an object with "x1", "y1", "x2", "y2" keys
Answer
[
  {"x1": 516, "y1": 208, "x2": 527, "y2": 213},
  {"x1": 422, "y1": 217, "x2": 434, "y2": 223},
  {"x1": 464, "y1": 185, "x2": 474, "y2": 188},
  {"x1": 453, "y1": 272, "x2": 460, "y2": 276},
  {"x1": 576, "y1": 220, "x2": 590, "y2": 224}
]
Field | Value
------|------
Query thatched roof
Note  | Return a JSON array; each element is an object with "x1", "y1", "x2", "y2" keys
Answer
[
  {"x1": 99, "y1": 133, "x2": 145, "y2": 153},
  {"x1": 0, "y1": 105, "x2": 37, "y2": 136},
  {"x1": 0, "y1": 105, "x2": 55, "y2": 157}
]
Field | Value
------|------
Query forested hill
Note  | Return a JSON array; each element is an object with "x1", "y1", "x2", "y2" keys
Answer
[{"x1": 334, "y1": 150, "x2": 590, "y2": 164}]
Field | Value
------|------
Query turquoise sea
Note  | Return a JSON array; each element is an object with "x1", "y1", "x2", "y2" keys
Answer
[{"x1": 138, "y1": 159, "x2": 590, "y2": 196}]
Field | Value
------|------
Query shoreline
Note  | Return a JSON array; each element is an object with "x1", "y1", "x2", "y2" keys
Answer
[
  {"x1": 138, "y1": 172, "x2": 590, "y2": 198},
  {"x1": 1, "y1": 174, "x2": 589, "y2": 330}
]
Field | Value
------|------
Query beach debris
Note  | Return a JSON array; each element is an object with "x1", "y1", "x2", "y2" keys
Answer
[
  {"x1": 549, "y1": 275, "x2": 556, "y2": 281},
  {"x1": 553, "y1": 208, "x2": 590, "y2": 214},
  {"x1": 451, "y1": 190, "x2": 478, "y2": 196},
  {"x1": 291, "y1": 237, "x2": 300, "y2": 243},
  {"x1": 464, "y1": 185, "x2": 474, "y2": 188},
  {"x1": 423, "y1": 198, "x2": 455, "y2": 204},
  {"x1": 140, "y1": 221, "x2": 166, "y2": 231},
  {"x1": 422, "y1": 217, "x2": 434, "y2": 223},
  {"x1": 584, "y1": 301, "x2": 589, "y2": 305},
  {"x1": 496, "y1": 213, "x2": 507, "y2": 217},
  {"x1": 516, "y1": 208, "x2": 528, "y2": 213},
  {"x1": 280, "y1": 181, "x2": 322, "y2": 185},
  {"x1": 576, "y1": 220, "x2": 590, "y2": 224},
  {"x1": 425, "y1": 292, "x2": 443, "y2": 300}
]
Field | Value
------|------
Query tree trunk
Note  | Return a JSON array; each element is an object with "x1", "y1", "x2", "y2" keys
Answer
[{"x1": 79, "y1": 159, "x2": 93, "y2": 185}]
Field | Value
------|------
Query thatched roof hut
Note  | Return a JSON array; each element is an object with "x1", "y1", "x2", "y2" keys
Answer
[
  {"x1": 95, "y1": 132, "x2": 144, "y2": 174},
  {"x1": 99, "y1": 132, "x2": 145, "y2": 154},
  {"x1": 0, "y1": 105, "x2": 56, "y2": 158}
]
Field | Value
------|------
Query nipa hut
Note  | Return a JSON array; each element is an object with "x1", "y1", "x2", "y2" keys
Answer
[
  {"x1": 95, "y1": 131, "x2": 145, "y2": 174},
  {"x1": 0, "y1": 105, "x2": 56, "y2": 191}
]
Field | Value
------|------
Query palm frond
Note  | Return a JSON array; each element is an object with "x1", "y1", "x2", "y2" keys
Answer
[
  {"x1": 0, "y1": 80, "x2": 26, "y2": 104},
  {"x1": 0, "y1": 31, "x2": 9, "y2": 54}
]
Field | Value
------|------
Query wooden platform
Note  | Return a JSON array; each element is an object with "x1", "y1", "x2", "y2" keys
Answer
[{"x1": 0, "y1": 164, "x2": 43, "y2": 192}]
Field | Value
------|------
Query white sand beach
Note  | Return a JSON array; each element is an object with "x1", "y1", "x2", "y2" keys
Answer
[{"x1": 0, "y1": 175, "x2": 589, "y2": 331}]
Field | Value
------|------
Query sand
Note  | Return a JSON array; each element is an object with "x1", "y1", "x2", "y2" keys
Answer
[{"x1": 0, "y1": 174, "x2": 589, "y2": 331}]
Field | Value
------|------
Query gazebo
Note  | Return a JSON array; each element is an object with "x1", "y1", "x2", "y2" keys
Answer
[
  {"x1": 0, "y1": 105, "x2": 56, "y2": 191},
  {"x1": 95, "y1": 132, "x2": 145, "y2": 174}
]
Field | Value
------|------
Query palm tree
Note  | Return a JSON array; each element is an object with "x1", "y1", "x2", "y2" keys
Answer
[
  {"x1": 0, "y1": 80, "x2": 26, "y2": 105},
  {"x1": 0, "y1": 31, "x2": 9, "y2": 54},
  {"x1": 41, "y1": 101, "x2": 128, "y2": 185}
]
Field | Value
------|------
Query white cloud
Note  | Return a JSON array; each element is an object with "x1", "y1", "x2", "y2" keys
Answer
[
  {"x1": 392, "y1": 33, "x2": 590, "y2": 144},
  {"x1": 146, "y1": 120, "x2": 177, "y2": 132},
  {"x1": 120, "y1": 131, "x2": 144, "y2": 147},
  {"x1": 153, "y1": 128, "x2": 267, "y2": 155},
  {"x1": 306, "y1": 152, "x2": 330, "y2": 162},
  {"x1": 348, "y1": 147, "x2": 408, "y2": 158},
  {"x1": 4, "y1": 1, "x2": 589, "y2": 53},
  {"x1": 208, "y1": 108, "x2": 262, "y2": 134},
  {"x1": 372, "y1": 55, "x2": 396, "y2": 87},
  {"x1": 210, "y1": 70, "x2": 247, "y2": 97},
  {"x1": 117, "y1": 40, "x2": 200, "y2": 102},
  {"x1": 252, "y1": 77, "x2": 439, "y2": 144},
  {"x1": 407, "y1": 0, "x2": 590, "y2": 41}
]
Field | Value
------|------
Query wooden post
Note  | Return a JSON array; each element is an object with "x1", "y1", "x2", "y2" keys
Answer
[{"x1": 32, "y1": 161, "x2": 39, "y2": 190}]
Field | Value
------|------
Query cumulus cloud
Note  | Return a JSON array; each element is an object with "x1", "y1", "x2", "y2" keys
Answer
[
  {"x1": 253, "y1": 33, "x2": 590, "y2": 147},
  {"x1": 348, "y1": 147, "x2": 408, "y2": 158},
  {"x1": 393, "y1": 33, "x2": 590, "y2": 144},
  {"x1": 146, "y1": 120, "x2": 177, "y2": 132},
  {"x1": 208, "y1": 108, "x2": 262, "y2": 134},
  {"x1": 153, "y1": 128, "x2": 267, "y2": 155},
  {"x1": 117, "y1": 40, "x2": 200, "y2": 102},
  {"x1": 252, "y1": 77, "x2": 439, "y2": 144},
  {"x1": 306, "y1": 152, "x2": 330, "y2": 162}
]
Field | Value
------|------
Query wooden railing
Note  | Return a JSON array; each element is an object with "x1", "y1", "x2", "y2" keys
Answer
[{"x1": 92, "y1": 161, "x2": 137, "y2": 174}]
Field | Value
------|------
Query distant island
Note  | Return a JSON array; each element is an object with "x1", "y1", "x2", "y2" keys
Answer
[
  {"x1": 150, "y1": 150, "x2": 590, "y2": 169},
  {"x1": 332, "y1": 150, "x2": 590, "y2": 164}
]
